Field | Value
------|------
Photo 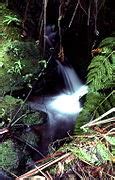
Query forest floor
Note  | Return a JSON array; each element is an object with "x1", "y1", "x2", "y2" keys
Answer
[{"x1": 16, "y1": 109, "x2": 115, "y2": 179}]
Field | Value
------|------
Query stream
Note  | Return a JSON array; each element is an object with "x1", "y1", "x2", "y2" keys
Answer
[
  {"x1": 28, "y1": 60, "x2": 88, "y2": 158},
  {"x1": 0, "y1": 59, "x2": 88, "y2": 179}
]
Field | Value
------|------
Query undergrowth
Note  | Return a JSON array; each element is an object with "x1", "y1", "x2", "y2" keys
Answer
[{"x1": 75, "y1": 36, "x2": 115, "y2": 133}]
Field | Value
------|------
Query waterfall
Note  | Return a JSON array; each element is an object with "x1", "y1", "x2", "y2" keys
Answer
[
  {"x1": 30, "y1": 61, "x2": 88, "y2": 115},
  {"x1": 29, "y1": 61, "x2": 88, "y2": 157},
  {"x1": 57, "y1": 61, "x2": 82, "y2": 93},
  {"x1": 46, "y1": 61, "x2": 87, "y2": 115}
]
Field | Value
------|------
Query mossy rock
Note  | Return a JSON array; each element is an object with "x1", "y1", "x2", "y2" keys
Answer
[
  {"x1": 0, "y1": 95, "x2": 24, "y2": 127},
  {"x1": 0, "y1": 3, "x2": 21, "y2": 42},
  {"x1": 0, "y1": 140, "x2": 19, "y2": 170},
  {"x1": 22, "y1": 111, "x2": 48, "y2": 126},
  {"x1": 0, "y1": 3, "x2": 44, "y2": 96},
  {"x1": 0, "y1": 95, "x2": 48, "y2": 128},
  {"x1": 0, "y1": 41, "x2": 44, "y2": 96},
  {"x1": 20, "y1": 131, "x2": 39, "y2": 147}
]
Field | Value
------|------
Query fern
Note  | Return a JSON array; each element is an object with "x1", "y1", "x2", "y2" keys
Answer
[
  {"x1": 99, "y1": 37, "x2": 115, "y2": 49},
  {"x1": 87, "y1": 47, "x2": 114, "y2": 91},
  {"x1": 75, "y1": 37, "x2": 115, "y2": 133},
  {"x1": 3, "y1": 15, "x2": 21, "y2": 26}
]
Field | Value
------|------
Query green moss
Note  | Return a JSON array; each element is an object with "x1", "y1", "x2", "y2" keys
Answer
[
  {"x1": 22, "y1": 111, "x2": 46, "y2": 125},
  {"x1": 0, "y1": 3, "x2": 44, "y2": 96},
  {"x1": 0, "y1": 140, "x2": 18, "y2": 170},
  {"x1": 0, "y1": 41, "x2": 43, "y2": 96},
  {"x1": 0, "y1": 3, "x2": 20, "y2": 41},
  {"x1": 0, "y1": 95, "x2": 23, "y2": 127}
]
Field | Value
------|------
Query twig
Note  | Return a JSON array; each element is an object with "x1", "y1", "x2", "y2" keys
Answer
[
  {"x1": 46, "y1": 171, "x2": 53, "y2": 180},
  {"x1": 104, "y1": 128, "x2": 115, "y2": 136},
  {"x1": 14, "y1": 135, "x2": 45, "y2": 158},
  {"x1": 7, "y1": 88, "x2": 32, "y2": 128},
  {"x1": 2, "y1": 167, "x2": 19, "y2": 178},
  {"x1": 91, "y1": 91, "x2": 114, "y2": 121},
  {"x1": 16, "y1": 153, "x2": 71, "y2": 179},
  {"x1": 0, "y1": 128, "x2": 9, "y2": 135},
  {"x1": 84, "y1": 117, "x2": 115, "y2": 128},
  {"x1": 43, "y1": 0, "x2": 48, "y2": 56},
  {"x1": 71, "y1": 166, "x2": 83, "y2": 179},
  {"x1": 10, "y1": 113, "x2": 27, "y2": 127},
  {"x1": 79, "y1": 1, "x2": 87, "y2": 15},
  {"x1": 87, "y1": 1, "x2": 91, "y2": 26},
  {"x1": 103, "y1": 123, "x2": 115, "y2": 131},
  {"x1": 22, "y1": 0, "x2": 31, "y2": 31},
  {"x1": 34, "y1": 165, "x2": 49, "y2": 179},
  {"x1": 81, "y1": 108, "x2": 115, "y2": 129},
  {"x1": 76, "y1": 159, "x2": 87, "y2": 178},
  {"x1": 102, "y1": 171, "x2": 115, "y2": 179},
  {"x1": 58, "y1": 1, "x2": 63, "y2": 58},
  {"x1": 69, "y1": 0, "x2": 79, "y2": 28},
  {"x1": 27, "y1": 151, "x2": 64, "y2": 168}
]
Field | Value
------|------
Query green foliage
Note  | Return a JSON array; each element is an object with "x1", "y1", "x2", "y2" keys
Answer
[
  {"x1": 0, "y1": 41, "x2": 43, "y2": 96},
  {"x1": 0, "y1": 3, "x2": 21, "y2": 41},
  {"x1": 22, "y1": 111, "x2": 47, "y2": 125},
  {"x1": 105, "y1": 136, "x2": 115, "y2": 146},
  {"x1": 99, "y1": 37, "x2": 115, "y2": 49},
  {"x1": 3, "y1": 15, "x2": 21, "y2": 26},
  {"x1": 75, "y1": 92, "x2": 104, "y2": 132},
  {"x1": 0, "y1": 140, "x2": 18, "y2": 170},
  {"x1": 0, "y1": 4, "x2": 46, "y2": 95},
  {"x1": 75, "y1": 37, "x2": 115, "y2": 133},
  {"x1": 6, "y1": 41, "x2": 41, "y2": 61},
  {"x1": 0, "y1": 95, "x2": 23, "y2": 127},
  {"x1": 87, "y1": 46, "x2": 114, "y2": 91},
  {"x1": 61, "y1": 136, "x2": 111, "y2": 165},
  {"x1": 96, "y1": 142, "x2": 111, "y2": 162},
  {"x1": 7, "y1": 60, "x2": 24, "y2": 75}
]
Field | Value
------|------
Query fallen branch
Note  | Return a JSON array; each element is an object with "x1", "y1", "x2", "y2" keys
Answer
[
  {"x1": 16, "y1": 153, "x2": 71, "y2": 179},
  {"x1": 81, "y1": 108, "x2": 115, "y2": 129}
]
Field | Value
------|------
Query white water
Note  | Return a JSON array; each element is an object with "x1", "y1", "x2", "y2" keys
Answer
[
  {"x1": 48, "y1": 85, "x2": 88, "y2": 114},
  {"x1": 57, "y1": 61, "x2": 82, "y2": 93},
  {"x1": 30, "y1": 61, "x2": 88, "y2": 116},
  {"x1": 29, "y1": 61, "x2": 88, "y2": 156}
]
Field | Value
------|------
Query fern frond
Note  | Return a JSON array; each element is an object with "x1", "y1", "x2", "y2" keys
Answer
[
  {"x1": 87, "y1": 50, "x2": 114, "y2": 91},
  {"x1": 99, "y1": 37, "x2": 115, "y2": 49},
  {"x1": 75, "y1": 37, "x2": 115, "y2": 133}
]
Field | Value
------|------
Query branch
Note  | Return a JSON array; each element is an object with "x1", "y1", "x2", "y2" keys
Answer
[
  {"x1": 81, "y1": 108, "x2": 115, "y2": 129},
  {"x1": 16, "y1": 153, "x2": 71, "y2": 179}
]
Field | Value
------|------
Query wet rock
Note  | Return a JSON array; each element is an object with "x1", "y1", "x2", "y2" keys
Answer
[{"x1": 0, "y1": 95, "x2": 24, "y2": 128}]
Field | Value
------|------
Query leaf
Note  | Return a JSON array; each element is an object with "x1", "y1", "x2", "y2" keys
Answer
[
  {"x1": 69, "y1": 146, "x2": 97, "y2": 164},
  {"x1": 105, "y1": 136, "x2": 115, "y2": 145},
  {"x1": 96, "y1": 142, "x2": 111, "y2": 162},
  {"x1": 0, "y1": 62, "x2": 4, "y2": 68}
]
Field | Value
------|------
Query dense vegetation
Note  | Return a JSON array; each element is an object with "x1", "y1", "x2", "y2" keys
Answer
[{"x1": 0, "y1": 0, "x2": 114, "y2": 179}]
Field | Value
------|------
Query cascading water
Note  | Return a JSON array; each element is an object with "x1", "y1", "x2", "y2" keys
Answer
[
  {"x1": 48, "y1": 61, "x2": 88, "y2": 114},
  {"x1": 29, "y1": 61, "x2": 88, "y2": 157},
  {"x1": 57, "y1": 61, "x2": 82, "y2": 93}
]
